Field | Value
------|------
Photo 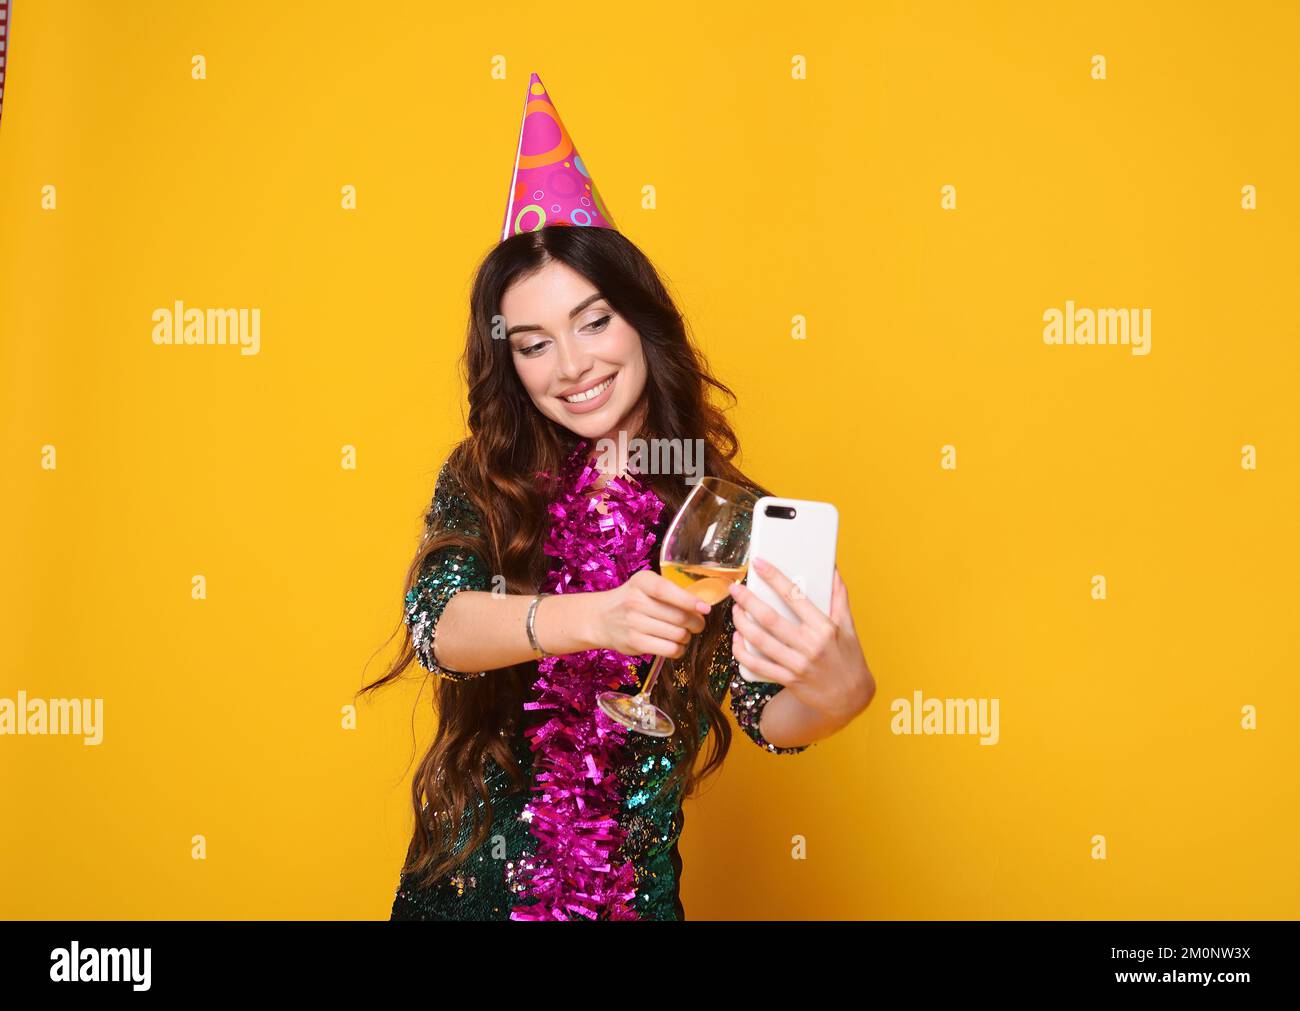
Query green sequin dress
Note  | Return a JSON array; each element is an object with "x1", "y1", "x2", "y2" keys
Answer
[{"x1": 389, "y1": 462, "x2": 811, "y2": 921}]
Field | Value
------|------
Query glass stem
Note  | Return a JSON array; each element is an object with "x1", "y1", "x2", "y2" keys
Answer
[{"x1": 637, "y1": 654, "x2": 667, "y2": 699}]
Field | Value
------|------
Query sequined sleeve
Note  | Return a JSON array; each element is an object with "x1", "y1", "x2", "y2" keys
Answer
[
  {"x1": 714, "y1": 600, "x2": 813, "y2": 756},
  {"x1": 404, "y1": 462, "x2": 493, "y2": 681}
]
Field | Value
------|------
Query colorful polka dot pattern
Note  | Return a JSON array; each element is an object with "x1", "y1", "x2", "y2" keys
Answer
[{"x1": 500, "y1": 72, "x2": 618, "y2": 243}]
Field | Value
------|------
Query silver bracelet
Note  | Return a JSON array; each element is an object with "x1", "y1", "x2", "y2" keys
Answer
[{"x1": 526, "y1": 593, "x2": 552, "y2": 659}]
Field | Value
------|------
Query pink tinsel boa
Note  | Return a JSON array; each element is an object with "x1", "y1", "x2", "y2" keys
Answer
[{"x1": 509, "y1": 438, "x2": 667, "y2": 921}]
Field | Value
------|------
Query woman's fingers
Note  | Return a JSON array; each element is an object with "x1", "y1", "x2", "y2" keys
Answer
[
  {"x1": 633, "y1": 614, "x2": 693, "y2": 647},
  {"x1": 632, "y1": 630, "x2": 690, "y2": 659},
  {"x1": 636, "y1": 596, "x2": 706, "y2": 634},
  {"x1": 750, "y1": 558, "x2": 835, "y2": 630},
  {"x1": 732, "y1": 604, "x2": 808, "y2": 675},
  {"x1": 829, "y1": 566, "x2": 854, "y2": 631},
  {"x1": 643, "y1": 571, "x2": 712, "y2": 616},
  {"x1": 731, "y1": 632, "x2": 793, "y2": 686},
  {"x1": 726, "y1": 584, "x2": 806, "y2": 653}
]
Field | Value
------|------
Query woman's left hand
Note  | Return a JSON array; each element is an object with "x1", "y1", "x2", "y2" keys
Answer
[{"x1": 728, "y1": 558, "x2": 875, "y2": 726}]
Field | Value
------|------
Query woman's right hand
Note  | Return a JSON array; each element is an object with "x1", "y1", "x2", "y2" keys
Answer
[{"x1": 585, "y1": 570, "x2": 710, "y2": 659}]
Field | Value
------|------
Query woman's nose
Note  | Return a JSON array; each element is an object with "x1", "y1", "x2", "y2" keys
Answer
[{"x1": 553, "y1": 333, "x2": 592, "y2": 379}]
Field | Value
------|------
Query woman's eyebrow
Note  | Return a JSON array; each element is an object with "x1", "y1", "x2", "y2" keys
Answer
[{"x1": 505, "y1": 292, "x2": 606, "y2": 337}]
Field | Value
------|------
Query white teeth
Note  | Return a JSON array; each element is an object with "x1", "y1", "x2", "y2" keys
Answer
[{"x1": 562, "y1": 375, "x2": 615, "y2": 403}]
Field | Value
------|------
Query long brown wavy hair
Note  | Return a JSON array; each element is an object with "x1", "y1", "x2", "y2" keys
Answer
[{"x1": 358, "y1": 223, "x2": 774, "y2": 891}]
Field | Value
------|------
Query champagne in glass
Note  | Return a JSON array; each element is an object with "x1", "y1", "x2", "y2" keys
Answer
[
  {"x1": 597, "y1": 476, "x2": 758, "y2": 737},
  {"x1": 660, "y1": 561, "x2": 749, "y2": 605}
]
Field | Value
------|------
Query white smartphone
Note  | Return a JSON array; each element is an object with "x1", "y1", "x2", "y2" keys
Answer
[{"x1": 737, "y1": 496, "x2": 840, "y2": 683}]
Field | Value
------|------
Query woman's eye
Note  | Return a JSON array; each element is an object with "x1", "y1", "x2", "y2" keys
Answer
[{"x1": 515, "y1": 315, "x2": 608, "y2": 356}]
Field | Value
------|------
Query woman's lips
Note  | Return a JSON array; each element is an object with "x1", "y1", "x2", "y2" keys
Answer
[{"x1": 558, "y1": 372, "x2": 617, "y2": 414}]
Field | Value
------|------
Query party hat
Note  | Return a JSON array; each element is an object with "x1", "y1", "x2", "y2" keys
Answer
[{"x1": 501, "y1": 72, "x2": 618, "y2": 242}]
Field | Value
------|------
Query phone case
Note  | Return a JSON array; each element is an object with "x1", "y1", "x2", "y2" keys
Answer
[{"x1": 737, "y1": 497, "x2": 839, "y2": 683}]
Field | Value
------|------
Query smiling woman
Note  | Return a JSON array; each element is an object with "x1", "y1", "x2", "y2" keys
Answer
[
  {"x1": 356, "y1": 71, "x2": 870, "y2": 923},
  {"x1": 357, "y1": 221, "x2": 834, "y2": 921},
  {"x1": 353, "y1": 217, "x2": 842, "y2": 920},
  {"x1": 504, "y1": 267, "x2": 649, "y2": 445}
]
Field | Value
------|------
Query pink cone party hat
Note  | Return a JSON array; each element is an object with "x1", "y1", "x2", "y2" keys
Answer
[{"x1": 501, "y1": 72, "x2": 618, "y2": 242}]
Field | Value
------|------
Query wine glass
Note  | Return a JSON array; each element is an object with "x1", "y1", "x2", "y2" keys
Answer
[{"x1": 596, "y1": 476, "x2": 759, "y2": 737}]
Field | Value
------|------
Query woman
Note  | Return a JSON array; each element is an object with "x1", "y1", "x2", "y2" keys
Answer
[
  {"x1": 361, "y1": 222, "x2": 878, "y2": 920},
  {"x1": 359, "y1": 222, "x2": 875, "y2": 921}
]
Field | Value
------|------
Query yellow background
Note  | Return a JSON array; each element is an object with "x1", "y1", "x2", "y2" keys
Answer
[{"x1": 2, "y1": 0, "x2": 1297, "y2": 918}]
